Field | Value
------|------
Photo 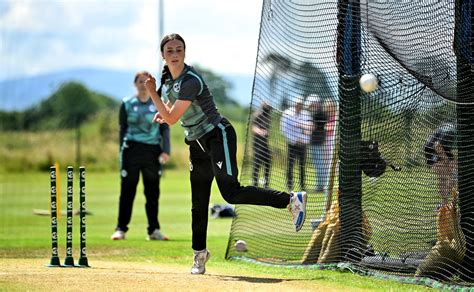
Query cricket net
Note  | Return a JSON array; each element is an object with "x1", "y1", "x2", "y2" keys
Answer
[{"x1": 226, "y1": 0, "x2": 474, "y2": 288}]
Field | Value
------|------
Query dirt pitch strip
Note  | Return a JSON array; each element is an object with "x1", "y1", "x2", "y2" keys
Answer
[{"x1": 0, "y1": 258, "x2": 356, "y2": 291}]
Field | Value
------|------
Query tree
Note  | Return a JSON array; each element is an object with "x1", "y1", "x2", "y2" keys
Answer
[
  {"x1": 263, "y1": 52, "x2": 333, "y2": 109},
  {"x1": 15, "y1": 81, "x2": 118, "y2": 131},
  {"x1": 0, "y1": 110, "x2": 23, "y2": 131},
  {"x1": 296, "y1": 61, "x2": 332, "y2": 99},
  {"x1": 53, "y1": 82, "x2": 98, "y2": 128},
  {"x1": 55, "y1": 82, "x2": 98, "y2": 166},
  {"x1": 193, "y1": 65, "x2": 238, "y2": 106},
  {"x1": 17, "y1": 81, "x2": 118, "y2": 165},
  {"x1": 263, "y1": 53, "x2": 292, "y2": 109}
]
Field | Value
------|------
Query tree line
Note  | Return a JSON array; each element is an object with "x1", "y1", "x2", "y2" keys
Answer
[{"x1": 0, "y1": 82, "x2": 119, "y2": 131}]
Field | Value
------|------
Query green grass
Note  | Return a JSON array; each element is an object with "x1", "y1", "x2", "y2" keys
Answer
[
  {"x1": 0, "y1": 169, "x2": 434, "y2": 291},
  {"x1": 0, "y1": 107, "x2": 250, "y2": 173}
]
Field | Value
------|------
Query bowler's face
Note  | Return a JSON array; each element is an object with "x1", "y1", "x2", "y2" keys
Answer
[{"x1": 162, "y1": 39, "x2": 185, "y2": 69}]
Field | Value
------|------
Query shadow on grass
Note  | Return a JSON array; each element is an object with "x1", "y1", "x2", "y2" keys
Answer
[{"x1": 214, "y1": 274, "x2": 322, "y2": 284}]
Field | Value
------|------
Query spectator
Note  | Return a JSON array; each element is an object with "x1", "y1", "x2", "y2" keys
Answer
[
  {"x1": 280, "y1": 100, "x2": 312, "y2": 191},
  {"x1": 306, "y1": 95, "x2": 328, "y2": 192},
  {"x1": 251, "y1": 102, "x2": 273, "y2": 188},
  {"x1": 424, "y1": 123, "x2": 457, "y2": 206},
  {"x1": 323, "y1": 99, "x2": 338, "y2": 186}
]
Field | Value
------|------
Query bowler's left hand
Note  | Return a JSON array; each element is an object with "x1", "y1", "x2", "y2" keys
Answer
[{"x1": 153, "y1": 112, "x2": 165, "y2": 124}]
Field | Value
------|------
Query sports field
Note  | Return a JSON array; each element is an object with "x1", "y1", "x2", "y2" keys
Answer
[{"x1": 0, "y1": 170, "x2": 433, "y2": 291}]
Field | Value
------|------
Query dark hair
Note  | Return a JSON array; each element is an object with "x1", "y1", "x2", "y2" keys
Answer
[
  {"x1": 160, "y1": 33, "x2": 186, "y2": 52},
  {"x1": 262, "y1": 103, "x2": 272, "y2": 113},
  {"x1": 134, "y1": 71, "x2": 150, "y2": 83}
]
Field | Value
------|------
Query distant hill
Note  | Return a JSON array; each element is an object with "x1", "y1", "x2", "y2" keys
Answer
[{"x1": 0, "y1": 68, "x2": 254, "y2": 111}]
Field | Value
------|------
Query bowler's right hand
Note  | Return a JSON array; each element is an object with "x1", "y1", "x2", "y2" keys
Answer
[{"x1": 145, "y1": 75, "x2": 157, "y2": 93}]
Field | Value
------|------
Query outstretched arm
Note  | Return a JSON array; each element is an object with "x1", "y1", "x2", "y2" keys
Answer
[{"x1": 145, "y1": 75, "x2": 192, "y2": 125}]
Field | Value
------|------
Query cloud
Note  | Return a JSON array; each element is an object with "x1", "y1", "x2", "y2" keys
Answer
[
  {"x1": 0, "y1": 0, "x2": 263, "y2": 80},
  {"x1": 1, "y1": 0, "x2": 161, "y2": 78},
  {"x1": 164, "y1": 1, "x2": 262, "y2": 74},
  {"x1": 2, "y1": 0, "x2": 147, "y2": 31}
]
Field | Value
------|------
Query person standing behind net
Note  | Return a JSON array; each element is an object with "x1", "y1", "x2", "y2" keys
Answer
[
  {"x1": 280, "y1": 101, "x2": 312, "y2": 191},
  {"x1": 306, "y1": 95, "x2": 328, "y2": 192},
  {"x1": 251, "y1": 102, "x2": 273, "y2": 188},
  {"x1": 424, "y1": 123, "x2": 457, "y2": 207},
  {"x1": 111, "y1": 71, "x2": 171, "y2": 241},
  {"x1": 323, "y1": 99, "x2": 337, "y2": 182},
  {"x1": 144, "y1": 33, "x2": 307, "y2": 275}
]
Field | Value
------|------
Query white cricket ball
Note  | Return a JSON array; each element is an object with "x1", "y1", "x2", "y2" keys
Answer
[
  {"x1": 359, "y1": 73, "x2": 378, "y2": 93},
  {"x1": 234, "y1": 240, "x2": 248, "y2": 252}
]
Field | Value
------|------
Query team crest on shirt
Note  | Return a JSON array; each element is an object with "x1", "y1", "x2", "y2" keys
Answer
[
  {"x1": 173, "y1": 82, "x2": 180, "y2": 92},
  {"x1": 149, "y1": 105, "x2": 156, "y2": 112}
]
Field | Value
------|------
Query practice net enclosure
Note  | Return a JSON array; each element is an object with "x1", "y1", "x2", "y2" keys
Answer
[{"x1": 226, "y1": 0, "x2": 474, "y2": 287}]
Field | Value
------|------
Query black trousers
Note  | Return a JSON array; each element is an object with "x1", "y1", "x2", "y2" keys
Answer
[
  {"x1": 117, "y1": 141, "x2": 162, "y2": 234},
  {"x1": 287, "y1": 143, "x2": 307, "y2": 191},
  {"x1": 252, "y1": 135, "x2": 271, "y2": 188},
  {"x1": 187, "y1": 118, "x2": 291, "y2": 250}
]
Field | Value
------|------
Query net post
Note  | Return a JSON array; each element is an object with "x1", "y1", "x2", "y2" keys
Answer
[
  {"x1": 455, "y1": 0, "x2": 474, "y2": 281},
  {"x1": 337, "y1": 0, "x2": 363, "y2": 261}
]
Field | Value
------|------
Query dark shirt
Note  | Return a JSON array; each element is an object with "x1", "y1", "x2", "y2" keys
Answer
[
  {"x1": 162, "y1": 64, "x2": 222, "y2": 141},
  {"x1": 311, "y1": 110, "x2": 327, "y2": 145},
  {"x1": 252, "y1": 108, "x2": 271, "y2": 141}
]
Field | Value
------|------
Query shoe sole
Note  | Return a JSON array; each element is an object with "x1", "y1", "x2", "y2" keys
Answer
[{"x1": 295, "y1": 192, "x2": 307, "y2": 232}]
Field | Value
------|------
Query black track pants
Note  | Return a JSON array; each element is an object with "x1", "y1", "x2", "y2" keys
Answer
[
  {"x1": 252, "y1": 136, "x2": 271, "y2": 188},
  {"x1": 287, "y1": 144, "x2": 306, "y2": 191},
  {"x1": 117, "y1": 141, "x2": 162, "y2": 234},
  {"x1": 187, "y1": 118, "x2": 291, "y2": 250}
]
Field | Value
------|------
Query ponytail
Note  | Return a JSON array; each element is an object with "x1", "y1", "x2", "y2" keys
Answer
[{"x1": 157, "y1": 64, "x2": 170, "y2": 96}]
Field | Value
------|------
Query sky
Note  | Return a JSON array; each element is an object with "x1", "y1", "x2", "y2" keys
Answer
[{"x1": 0, "y1": 0, "x2": 263, "y2": 80}]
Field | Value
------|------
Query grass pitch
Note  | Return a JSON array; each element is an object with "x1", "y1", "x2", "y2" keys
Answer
[{"x1": 0, "y1": 170, "x2": 433, "y2": 291}]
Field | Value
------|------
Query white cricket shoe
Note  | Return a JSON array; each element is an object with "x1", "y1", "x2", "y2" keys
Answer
[
  {"x1": 191, "y1": 249, "x2": 211, "y2": 275},
  {"x1": 111, "y1": 230, "x2": 126, "y2": 240},
  {"x1": 288, "y1": 191, "x2": 307, "y2": 232},
  {"x1": 147, "y1": 229, "x2": 169, "y2": 241}
]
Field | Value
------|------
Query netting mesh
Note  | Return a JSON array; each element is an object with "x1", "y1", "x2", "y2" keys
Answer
[{"x1": 226, "y1": 0, "x2": 474, "y2": 286}]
